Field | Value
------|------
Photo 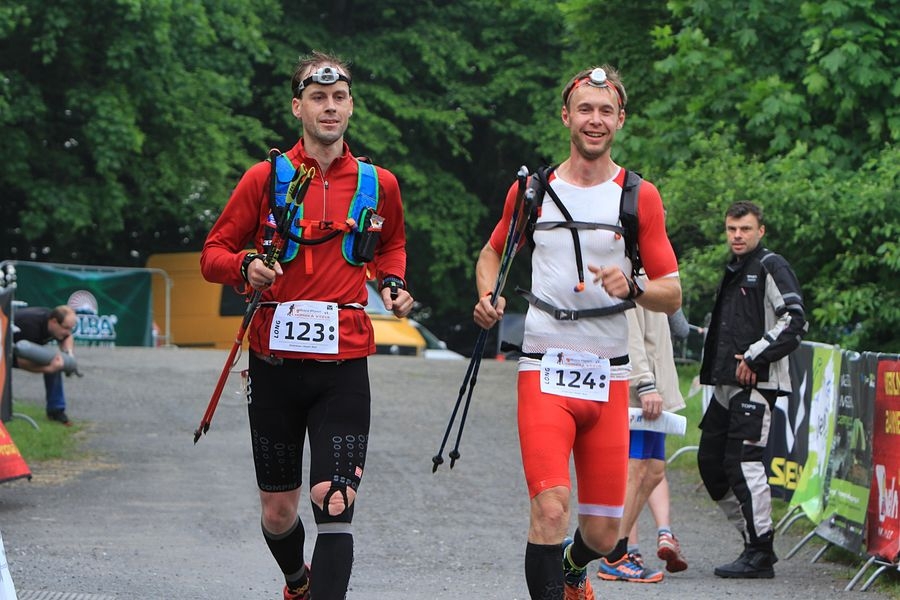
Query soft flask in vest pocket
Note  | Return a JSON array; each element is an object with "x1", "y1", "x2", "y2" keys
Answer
[{"x1": 353, "y1": 207, "x2": 384, "y2": 263}]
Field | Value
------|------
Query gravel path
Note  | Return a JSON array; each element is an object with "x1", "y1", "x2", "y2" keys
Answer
[{"x1": 0, "y1": 347, "x2": 888, "y2": 599}]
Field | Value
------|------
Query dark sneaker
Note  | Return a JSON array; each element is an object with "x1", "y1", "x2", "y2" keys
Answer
[
  {"x1": 657, "y1": 531, "x2": 688, "y2": 573},
  {"x1": 714, "y1": 548, "x2": 776, "y2": 579},
  {"x1": 562, "y1": 538, "x2": 596, "y2": 600},
  {"x1": 47, "y1": 410, "x2": 71, "y2": 426},
  {"x1": 597, "y1": 552, "x2": 663, "y2": 583}
]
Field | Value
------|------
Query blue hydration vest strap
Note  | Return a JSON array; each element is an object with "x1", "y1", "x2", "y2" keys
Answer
[
  {"x1": 342, "y1": 160, "x2": 379, "y2": 265},
  {"x1": 269, "y1": 154, "x2": 379, "y2": 265},
  {"x1": 272, "y1": 154, "x2": 302, "y2": 262}
]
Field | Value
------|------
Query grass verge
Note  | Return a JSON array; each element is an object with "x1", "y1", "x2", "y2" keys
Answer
[{"x1": 3, "y1": 400, "x2": 83, "y2": 462}]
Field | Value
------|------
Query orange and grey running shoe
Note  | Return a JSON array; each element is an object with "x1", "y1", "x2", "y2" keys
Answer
[{"x1": 597, "y1": 552, "x2": 663, "y2": 583}]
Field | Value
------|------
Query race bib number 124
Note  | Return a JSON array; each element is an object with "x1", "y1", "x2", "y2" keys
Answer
[{"x1": 540, "y1": 348, "x2": 611, "y2": 402}]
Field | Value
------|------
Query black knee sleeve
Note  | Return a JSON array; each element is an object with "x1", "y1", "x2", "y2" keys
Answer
[
  {"x1": 310, "y1": 486, "x2": 355, "y2": 599},
  {"x1": 311, "y1": 530, "x2": 354, "y2": 600}
]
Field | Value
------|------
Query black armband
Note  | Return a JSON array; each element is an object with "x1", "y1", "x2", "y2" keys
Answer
[{"x1": 240, "y1": 252, "x2": 262, "y2": 282}]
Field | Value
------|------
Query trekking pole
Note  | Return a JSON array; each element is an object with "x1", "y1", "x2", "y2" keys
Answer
[
  {"x1": 446, "y1": 183, "x2": 537, "y2": 468},
  {"x1": 446, "y1": 328, "x2": 489, "y2": 468},
  {"x1": 433, "y1": 166, "x2": 535, "y2": 471},
  {"x1": 193, "y1": 162, "x2": 315, "y2": 444},
  {"x1": 432, "y1": 327, "x2": 488, "y2": 472}
]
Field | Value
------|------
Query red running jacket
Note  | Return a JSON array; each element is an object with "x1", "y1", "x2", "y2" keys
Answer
[{"x1": 201, "y1": 138, "x2": 408, "y2": 361}]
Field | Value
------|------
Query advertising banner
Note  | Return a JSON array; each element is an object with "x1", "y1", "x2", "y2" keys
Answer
[
  {"x1": 12, "y1": 262, "x2": 152, "y2": 347},
  {"x1": 766, "y1": 342, "x2": 813, "y2": 501},
  {"x1": 814, "y1": 351, "x2": 875, "y2": 552},
  {"x1": 788, "y1": 343, "x2": 841, "y2": 523},
  {"x1": 865, "y1": 355, "x2": 900, "y2": 561}
]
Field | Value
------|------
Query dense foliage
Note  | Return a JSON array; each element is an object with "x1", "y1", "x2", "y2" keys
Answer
[{"x1": 2, "y1": 0, "x2": 897, "y2": 352}]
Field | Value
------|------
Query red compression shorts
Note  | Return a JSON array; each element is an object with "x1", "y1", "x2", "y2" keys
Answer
[{"x1": 517, "y1": 370, "x2": 628, "y2": 517}]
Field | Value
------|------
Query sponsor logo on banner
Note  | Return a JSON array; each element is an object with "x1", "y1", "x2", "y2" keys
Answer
[
  {"x1": 875, "y1": 464, "x2": 899, "y2": 526},
  {"x1": 68, "y1": 290, "x2": 118, "y2": 346},
  {"x1": 867, "y1": 358, "x2": 900, "y2": 561}
]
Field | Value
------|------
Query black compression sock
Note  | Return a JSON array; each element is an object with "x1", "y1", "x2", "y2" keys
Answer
[
  {"x1": 567, "y1": 528, "x2": 607, "y2": 568},
  {"x1": 285, "y1": 565, "x2": 309, "y2": 594},
  {"x1": 285, "y1": 570, "x2": 309, "y2": 597},
  {"x1": 603, "y1": 536, "x2": 628, "y2": 563},
  {"x1": 525, "y1": 542, "x2": 564, "y2": 600},
  {"x1": 262, "y1": 516, "x2": 306, "y2": 583}
]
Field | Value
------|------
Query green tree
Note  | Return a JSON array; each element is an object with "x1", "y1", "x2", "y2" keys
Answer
[
  {"x1": 0, "y1": 0, "x2": 278, "y2": 265},
  {"x1": 256, "y1": 0, "x2": 568, "y2": 320},
  {"x1": 663, "y1": 135, "x2": 900, "y2": 352},
  {"x1": 561, "y1": 0, "x2": 900, "y2": 351},
  {"x1": 4, "y1": 1, "x2": 896, "y2": 352},
  {"x1": 634, "y1": 0, "x2": 899, "y2": 172},
  {"x1": 2, "y1": 0, "x2": 570, "y2": 333}
]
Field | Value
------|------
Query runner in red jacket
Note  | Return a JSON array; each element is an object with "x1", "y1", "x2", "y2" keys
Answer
[{"x1": 201, "y1": 50, "x2": 413, "y2": 600}]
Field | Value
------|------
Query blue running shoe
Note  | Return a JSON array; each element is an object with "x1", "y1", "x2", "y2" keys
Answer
[{"x1": 597, "y1": 552, "x2": 663, "y2": 583}]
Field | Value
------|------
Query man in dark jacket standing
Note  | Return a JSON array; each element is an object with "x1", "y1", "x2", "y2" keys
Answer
[{"x1": 697, "y1": 201, "x2": 806, "y2": 579}]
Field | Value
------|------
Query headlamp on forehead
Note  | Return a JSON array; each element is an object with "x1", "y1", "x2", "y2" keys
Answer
[
  {"x1": 587, "y1": 67, "x2": 608, "y2": 86},
  {"x1": 296, "y1": 66, "x2": 351, "y2": 96},
  {"x1": 565, "y1": 67, "x2": 623, "y2": 107}
]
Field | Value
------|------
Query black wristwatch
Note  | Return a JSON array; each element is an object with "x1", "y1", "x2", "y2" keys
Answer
[
  {"x1": 380, "y1": 275, "x2": 406, "y2": 300},
  {"x1": 626, "y1": 276, "x2": 646, "y2": 300},
  {"x1": 241, "y1": 252, "x2": 262, "y2": 282}
]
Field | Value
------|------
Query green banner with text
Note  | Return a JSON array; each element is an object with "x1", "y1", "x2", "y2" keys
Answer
[{"x1": 12, "y1": 262, "x2": 152, "y2": 347}]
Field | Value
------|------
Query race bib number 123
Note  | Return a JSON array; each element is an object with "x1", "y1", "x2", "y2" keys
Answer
[{"x1": 269, "y1": 301, "x2": 339, "y2": 354}]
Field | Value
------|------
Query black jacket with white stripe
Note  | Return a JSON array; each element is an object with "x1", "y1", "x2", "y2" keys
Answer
[{"x1": 700, "y1": 245, "x2": 806, "y2": 394}]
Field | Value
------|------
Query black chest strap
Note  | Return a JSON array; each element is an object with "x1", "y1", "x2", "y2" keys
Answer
[{"x1": 516, "y1": 287, "x2": 634, "y2": 321}]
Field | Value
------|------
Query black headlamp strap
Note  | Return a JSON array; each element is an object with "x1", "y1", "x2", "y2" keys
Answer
[{"x1": 296, "y1": 66, "x2": 352, "y2": 96}]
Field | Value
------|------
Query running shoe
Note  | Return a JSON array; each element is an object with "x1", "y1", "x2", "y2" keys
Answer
[
  {"x1": 657, "y1": 531, "x2": 688, "y2": 573},
  {"x1": 597, "y1": 552, "x2": 663, "y2": 583},
  {"x1": 562, "y1": 538, "x2": 596, "y2": 600},
  {"x1": 283, "y1": 565, "x2": 311, "y2": 600},
  {"x1": 282, "y1": 584, "x2": 309, "y2": 600}
]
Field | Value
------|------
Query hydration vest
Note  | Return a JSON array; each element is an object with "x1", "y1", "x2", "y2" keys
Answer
[
  {"x1": 269, "y1": 153, "x2": 380, "y2": 266},
  {"x1": 518, "y1": 165, "x2": 643, "y2": 320}
]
